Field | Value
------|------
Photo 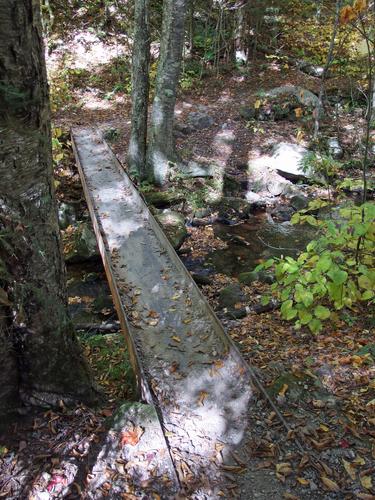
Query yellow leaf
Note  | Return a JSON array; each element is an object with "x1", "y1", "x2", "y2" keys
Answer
[
  {"x1": 320, "y1": 424, "x2": 329, "y2": 432},
  {"x1": 295, "y1": 107, "x2": 303, "y2": 118},
  {"x1": 197, "y1": 390, "x2": 208, "y2": 405},
  {"x1": 353, "y1": 456, "x2": 366, "y2": 466},
  {"x1": 215, "y1": 442, "x2": 225, "y2": 453},
  {"x1": 171, "y1": 336, "x2": 181, "y2": 343},
  {"x1": 340, "y1": 5, "x2": 357, "y2": 24},
  {"x1": 360, "y1": 476, "x2": 373, "y2": 490},
  {"x1": 254, "y1": 99, "x2": 261, "y2": 109},
  {"x1": 353, "y1": 0, "x2": 367, "y2": 13},
  {"x1": 296, "y1": 129, "x2": 304, "y2": 143},
  {"x1": 278, "y1": 384, "x2": 289, "y2": 397},
  {"x1": 276, "y1": 462, "x2": 292, "y2": 476},
  {"x1": 321, "y1": 476, "x2": 340, "y2": 492},
  {"x1": 297, "y1": 477, "x2": 309, "y2": 486},
  {"x1": 342, "y1": 459, "x2": 356, "y2": 481}
]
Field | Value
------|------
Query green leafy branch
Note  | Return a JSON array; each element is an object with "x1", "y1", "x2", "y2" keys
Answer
[{"x1": 256, "y1": 201, "x2": 375, "y2": 333}]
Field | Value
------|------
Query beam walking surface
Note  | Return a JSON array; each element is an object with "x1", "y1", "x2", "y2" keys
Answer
[{"x1": 72, "y1": 127, "x2": 255, "y2": 498}]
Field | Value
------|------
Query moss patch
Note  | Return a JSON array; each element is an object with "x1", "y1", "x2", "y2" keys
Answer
[{"x1": 80, "y1": 333, "x2": 136, "y2": 402}]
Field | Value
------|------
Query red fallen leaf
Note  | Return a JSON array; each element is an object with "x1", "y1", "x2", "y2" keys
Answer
[
  {"x1": 47, "y1": 475, "x2": 67, "y2": 491},
  {"x1": 339, "y1": 438, "x2": 350, "y2": 448},
  {"x1": 120, "y1": 425, "x2": 144, "y2": 446}
]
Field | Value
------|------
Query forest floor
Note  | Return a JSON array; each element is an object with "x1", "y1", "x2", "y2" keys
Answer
[{"x1": 1, "y1": 29, "x2": 374, "y2": 500}]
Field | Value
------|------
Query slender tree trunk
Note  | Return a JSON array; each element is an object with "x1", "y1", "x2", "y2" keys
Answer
[
  {"x1": 146, "y1": 0, "x2": 189, "y2": 185},
  {"x1": 314, "y1": 0, "x2": 342, "y2": 140},
  {"x1": 235, "y1": 4, "x2": 247, "y2": 64},
  {"x1": 0, "y1": 0, "x2": 97, "y2": 416},
  {"x1": 128, "y1": 0, "x2": 151, "y2": 179}
]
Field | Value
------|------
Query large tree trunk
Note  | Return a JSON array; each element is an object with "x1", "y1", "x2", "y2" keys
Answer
[
  {"x1": 128, "y1": 0, "x2": 151, "y2": 179},
  {"x1": 146, "y1": 0, "x2": 189, "y2": 185},
  {"x1": 0, "y1": 0, "x2": 97, "y2": 417}
]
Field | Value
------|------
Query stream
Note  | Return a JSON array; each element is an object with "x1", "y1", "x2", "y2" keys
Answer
[{"x1": 183, "y1": 213, "x2": 315, "y2": 277}]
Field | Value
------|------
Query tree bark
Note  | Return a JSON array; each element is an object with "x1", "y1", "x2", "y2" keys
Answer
[
  {"x1": 146, "y1": 0, "x2": 189, "y2": 185},
  {"x1": 128, "y1": 0, "x2": 151, "y2": 179},
  {"x1": 0, "y1": 0, "x2": 98, "y2": 416}
]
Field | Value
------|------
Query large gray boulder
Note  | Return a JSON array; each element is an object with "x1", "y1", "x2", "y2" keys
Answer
[
  {"x1": 270, "y1": 142, "x2": 311, "y2": 181},
  {"x1": 266, "y1": 85, "x2": 320, "y2": 109},
  {"x1": 180, "y1": 161, "x2": 215, "y2": 178}
]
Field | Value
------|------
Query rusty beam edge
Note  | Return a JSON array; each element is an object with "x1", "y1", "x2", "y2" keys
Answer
[{"x1": 71, "y1": 129, "x2": 152, "y2": 404}]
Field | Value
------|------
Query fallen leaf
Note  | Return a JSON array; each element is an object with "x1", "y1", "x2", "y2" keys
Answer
[
  {"x1": 295, "y1": 107, "x2": 303, "y2": 118},
  {"x1": 283, "y1": 494, "x2": 299, "y2": 500},
  {"x1": 343, "y1": 459, "x2": 356, "y2": 481},
  {"x1": 276, "y1": 462, "x2": 292, "y2": 476},
  {"x1": 0, "y1": 288, "x2": 11, "y2": 306},
  {"x1": 279, "y1": 384, "x2": 289, "y2": 397},
  {"x1": 321, "y1": 476, "x2": 340, "y2": 492},
  {"x1": 171, "y1": 336, "x2": 181, "y2": 343},
  {"x1": 353, "y1": 456, "x2": 366, "y2": 466},
  {"x1": 197, "y1": 391, "x2": 208, "y2": 405},
  {"x1": 120, "y1": 426, "x2": 144, "y2": 447},
  {"x1": 297, "y1": 477, "x2": 309, "y2": 486},
  {"x1": 360, "y1": 476, "x2": 373, "y2": 490},
  {"x1": 312, "y1": 399, "x2": 325, "y2": 408},
  {"x1": 215, "y1": 442, "x2": 225, "y2": 453}
]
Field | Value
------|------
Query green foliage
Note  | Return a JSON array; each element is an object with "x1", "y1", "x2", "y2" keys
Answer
[
  {"x1": 52, "y1": 127, "x2": 69, "y2": 164},
  {"x1": 257, "y1": 202, "x2": 375, "y2": 333},
  {"x1": 300, "y1": 152, "x2": 341, "y2": 185},
  {"x1": 180, "y1": 60, "x2": 202, "y2": 90}
]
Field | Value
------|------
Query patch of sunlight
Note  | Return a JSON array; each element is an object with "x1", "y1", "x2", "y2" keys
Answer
[{"x1": 82, "y1": 97, "x2": 115, "y2": 111}]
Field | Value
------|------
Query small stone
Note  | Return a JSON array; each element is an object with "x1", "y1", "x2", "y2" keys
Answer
[
  {"x1": 327, "y1": 137, "x2": 344, "y2": 159},
  {"x1": 156, "y1": 210, "x2": 187, "y2": 250},
  {"x1": 187, "y1": 111, "x2": 214, "y2": 130}
]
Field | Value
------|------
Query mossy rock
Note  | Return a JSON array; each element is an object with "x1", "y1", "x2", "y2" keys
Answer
[
  {"x1": 267, "y1": 372, "x2": 309, "y2": 402},
  {"x1": 156, "y1": 210, "x2": 187, "y2": 250},
  {"x1": 238, "y1": 270, "x2": 275, "y2": 285},
  {"x1": 144, "y1": 190, "x2": 184, "y2": 208},
  {"x1": 63, "y1": 222, "x2": 100, "y2": 263},
  {"x1": 218, "y1": 284, "x2": 246, "y2": 309}
]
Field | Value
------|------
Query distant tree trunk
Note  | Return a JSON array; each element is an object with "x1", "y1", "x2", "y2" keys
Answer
[
  {"x1": 0, "y1": 0, "x2": 97, "y2": 418},
  {"x1": 146, "y1": 0, "x2": 189, "y2": 185},
  {"x1": 234, "y1": 3, "x2": 248, "y2": 65},
  {"x1": 128, "y1": 0, "x2": 151, "y2": 179}
]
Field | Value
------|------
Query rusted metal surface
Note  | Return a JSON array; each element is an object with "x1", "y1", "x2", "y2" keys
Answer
[{"x1": 71, "y1": 127, "x2": 253, "y2": 496}]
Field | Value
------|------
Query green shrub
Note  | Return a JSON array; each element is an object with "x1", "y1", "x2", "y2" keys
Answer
[{"x1": 257, "y1": 201, "x2": 375, "y2": 333}]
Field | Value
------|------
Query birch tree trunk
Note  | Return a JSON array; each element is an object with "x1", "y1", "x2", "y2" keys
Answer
[
  {"x1": 0, "y1": 0, "x2": 97, "y2": 417},
  {"x1": 128, "y1": 0, "x2": 151, "y2": 179},
  {"x1": 146, "y1": 0, "x2": 189, "y2": 185}
]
